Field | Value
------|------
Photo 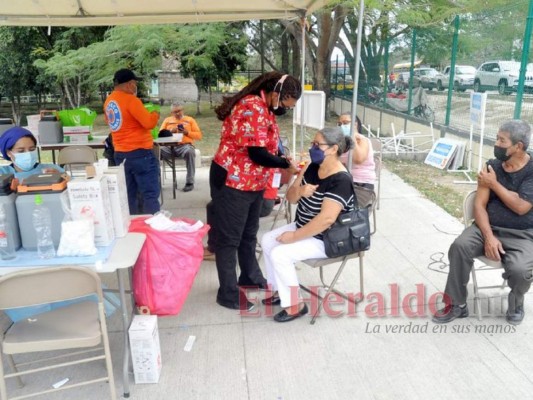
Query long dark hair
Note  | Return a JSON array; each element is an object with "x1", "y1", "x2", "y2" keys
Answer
[{"x1": 215, "y1": 71, "x2": 302, "y2": 121}]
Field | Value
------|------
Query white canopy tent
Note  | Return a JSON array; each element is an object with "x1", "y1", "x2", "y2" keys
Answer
[
  {"x1": 0, "y1": 0, "x2": 328, "y2": 26},
  {"x1": 0, "y1": 0, "x2": 365, "y2": 159}
]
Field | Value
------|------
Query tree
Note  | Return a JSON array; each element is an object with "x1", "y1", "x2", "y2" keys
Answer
[
  {"x1": 0, "y1": 27, "x2": 52, "y2": 124},
  {"x1": 176, "y1": 23, "x2": 248, "y2": 113}
]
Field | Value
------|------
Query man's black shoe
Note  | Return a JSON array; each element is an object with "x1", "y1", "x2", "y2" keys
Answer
[
  {"x1": 216, "y1": 298, "x2": 255, "y2": 312},
  {"x1": 432, "y1": 304, "x2": 469, "y2": 324},
  {"x1": 183, "y1": 183, "x2": 194, "y2": 192},
  {"x1": 506, "y1": 305, "x2": 524, "y2": 325}
]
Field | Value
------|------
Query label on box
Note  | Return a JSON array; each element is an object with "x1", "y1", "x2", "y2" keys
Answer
[{"x1": 67, "y1": 176, "x2": 115, "y2": 246}]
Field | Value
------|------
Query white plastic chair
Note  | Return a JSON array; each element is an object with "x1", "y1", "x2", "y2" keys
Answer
[{"x1": 57, "y1": 145, "x2": 97, "y2": 176}]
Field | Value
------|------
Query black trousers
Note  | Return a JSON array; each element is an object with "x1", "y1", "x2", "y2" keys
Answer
[
  {"x1": 212, "y1": 182, "x2": 267, "y2": 305},
  {"x1": 445, "y1": 224, "x2": 533, "y2": 309}
]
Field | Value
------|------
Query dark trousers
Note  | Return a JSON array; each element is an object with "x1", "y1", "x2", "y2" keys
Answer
[
  {"x1": 445, "y1": 224, "x2": 533, "y2": 309},
  {"x1": 212, "y1": 184, "x2": 267, "y2": 305},
  {"x1": 114, "y1": 148, "x2": 160, "y2": 215}
]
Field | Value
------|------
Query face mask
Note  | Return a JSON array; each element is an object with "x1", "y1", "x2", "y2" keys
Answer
[
  {"x1": 271, "y1": 107, "x2": 287, "y2": 116},
  {"x1": 309, "y1": 146, "x2": 325, "y2": 165},
  {"x1": 12, "y1": 150, "x2": 37, "y2": 171},
  {"x1": 494, "y1": 145, "x2": 511, "y2": 162},
  {"x1": 340, "y1": 124, "x2": 351, "y2": 136}
]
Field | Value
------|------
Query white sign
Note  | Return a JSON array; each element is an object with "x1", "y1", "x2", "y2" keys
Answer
[
  {"x1": 293, "y1": 90, "x2": 325, "y2": 129},
  {"x1": 424, "y1": 139, "x2": 459, "y2": 170},
  {"x1": 470, "y1": 92, "x2": 487, "y2": 128}
]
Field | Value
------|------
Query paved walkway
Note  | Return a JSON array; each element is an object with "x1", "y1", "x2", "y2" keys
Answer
[{"x1": 3, "y1": 164, "x2": 532, "y2": 400}]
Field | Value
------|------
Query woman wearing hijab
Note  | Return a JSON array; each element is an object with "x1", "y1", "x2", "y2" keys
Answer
[{"x1": 0, "y1": 127, "x2": 63, "y2": 179}]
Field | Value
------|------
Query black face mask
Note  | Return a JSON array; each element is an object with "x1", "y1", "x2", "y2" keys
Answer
[
  {"x1": 271, "y1": 107, "x2": 287, "y2": 116},
  {"x1": 494, "y1": 145, "x2": 511, "y2": 162}
]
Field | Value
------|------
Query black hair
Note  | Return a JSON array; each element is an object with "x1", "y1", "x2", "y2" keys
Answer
[{"x1": 215, "y1": 71, "x2": 302, "y2": 121}]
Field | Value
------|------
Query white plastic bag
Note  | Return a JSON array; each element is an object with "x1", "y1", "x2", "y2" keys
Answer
[{"x1": 57, "y1": 219, "x2": 97, "y2": 256}]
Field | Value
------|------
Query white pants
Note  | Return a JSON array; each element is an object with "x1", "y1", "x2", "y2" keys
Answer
[{"x1": 261, "y1": 222, "x2": 327, "y2": 307}]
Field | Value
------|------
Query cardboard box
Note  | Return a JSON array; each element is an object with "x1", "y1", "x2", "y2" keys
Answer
[
  {"x1": 64, "y1": 133, "x2": 90, "y2": 143},
  {"x1": 63, "y1": 126, "x2": 91, "y2": 134},
  {"x1": 129, "y1": 315, "x2": 162, "y2": 384},
  {"x1": 67, "y1": 175, "x2": 115, "y2": 246},
  {"x1": 103, "y1": 165, "x2": 130, "y2": 237}
]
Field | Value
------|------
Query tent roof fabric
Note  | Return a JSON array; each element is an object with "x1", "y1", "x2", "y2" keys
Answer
[{"x1": 0, "y1": 0, "x2": 330, "y2": 26}]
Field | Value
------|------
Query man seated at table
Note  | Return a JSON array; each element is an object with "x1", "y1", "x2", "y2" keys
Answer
[
  {"x1": 159, "y1": 102, "x2": 202, "y2": 192},
  {"x1": 0, "y1": 126, "x2": 63, "y2": 179}
]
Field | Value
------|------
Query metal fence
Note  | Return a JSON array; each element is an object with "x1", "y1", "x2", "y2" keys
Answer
[{"x1": 331, "y1": 0, "x2": 533, "y2": 141}]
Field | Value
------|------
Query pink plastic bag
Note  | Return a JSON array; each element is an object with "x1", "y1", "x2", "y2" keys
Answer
[{"x1": 129, "y1": 217, "x2": 209, "y2": 316}]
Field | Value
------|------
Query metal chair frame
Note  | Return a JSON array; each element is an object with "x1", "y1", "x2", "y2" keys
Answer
[{"x1": 463, "y1": 190, "x2": 507, "y2": 320}]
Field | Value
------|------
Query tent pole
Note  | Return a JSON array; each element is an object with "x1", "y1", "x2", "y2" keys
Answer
[
  {"x1": 299, "y1": 15, "x2": 306, "y2": 160},
  {"x1": 348, "y1": 0, "x2": 365, "y2": 172}
]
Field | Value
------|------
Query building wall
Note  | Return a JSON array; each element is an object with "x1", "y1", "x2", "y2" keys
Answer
[{"x1": 158, "y1": 71, "x2": 198, "y2": 104}]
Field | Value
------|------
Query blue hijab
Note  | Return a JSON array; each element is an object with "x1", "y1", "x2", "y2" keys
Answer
[{"x1": 0, "y1": 127, "x2": 36, "y2": 161}]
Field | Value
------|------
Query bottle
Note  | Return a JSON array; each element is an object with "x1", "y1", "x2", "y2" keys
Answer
[
  {"x1": 32, "y1": 194, "x2": 56, "y2": 259},
  {"x1": 0, "y1": 204, "x2": 16, "y2": 260}
]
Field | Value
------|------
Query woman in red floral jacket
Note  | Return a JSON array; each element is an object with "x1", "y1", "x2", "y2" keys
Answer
[{"x1": 210, "y1": 72, "x2": 300, "y2": 311}]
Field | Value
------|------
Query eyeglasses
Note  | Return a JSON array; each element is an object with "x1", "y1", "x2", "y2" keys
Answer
[
  {"x1": 171, "y1": 109, "x2": 183, "y2": 114},
  {"x1": 337, "y1": 121, "x2": 351, "y2": 126},
  {"x1": 310, "y1": 141, "x2": 330, "y2": 148}
]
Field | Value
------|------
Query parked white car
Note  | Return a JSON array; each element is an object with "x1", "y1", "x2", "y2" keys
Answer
[
  {"x1": 474, "y1": 61, "x2": 533, "y2": 95},
  {"x1": 434, "y1": 65, "x2": 476, "y2": 92}
]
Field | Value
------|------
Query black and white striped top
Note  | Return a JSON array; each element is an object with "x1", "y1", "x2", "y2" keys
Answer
[{"x1": 295, "y1": 163, "x2": 356, "y2": 240}]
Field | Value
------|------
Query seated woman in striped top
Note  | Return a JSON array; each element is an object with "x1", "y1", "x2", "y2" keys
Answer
[{"x1": 260, "y1": 127, "x2": 355, "y2": 322}]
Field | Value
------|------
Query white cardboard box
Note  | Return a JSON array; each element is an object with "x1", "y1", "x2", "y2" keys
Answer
[
  {"x1": 103, "y1": 165, "x2": 130, "y2": 237},
  {"x1": 67, "y1": 175, "x2": 115, "y2": 246},
  {"x1": 63, "y1": 126, "x2": 91, "y2": 134},
  {"x1": 129, "y1": 315, "x2": 162, "y2": 384}
]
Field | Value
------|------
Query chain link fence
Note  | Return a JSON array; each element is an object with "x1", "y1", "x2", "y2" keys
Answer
[{"x1": 332, "y1": 1, "x2": 533, "y2": 142}]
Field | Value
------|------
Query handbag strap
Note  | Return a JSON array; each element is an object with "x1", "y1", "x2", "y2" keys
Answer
[{"x1": 341, "y1": 169, "x2": 374, "y2": 209}]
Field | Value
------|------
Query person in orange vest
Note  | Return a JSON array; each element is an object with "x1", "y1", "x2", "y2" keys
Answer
[{"x1": 104, "y1": 68, "x2": 160, "y2": 214}]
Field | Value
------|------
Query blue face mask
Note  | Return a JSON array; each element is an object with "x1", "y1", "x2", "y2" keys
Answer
[
  {"x1": 340, "y1": 124, "x2": 351, "y2": 137},
  {"x1": 309, "y1": 146, "x2": 325, "y2": 165},
  {"x1": 12, "y1": 150, "x2": 38, "y2": 172}
]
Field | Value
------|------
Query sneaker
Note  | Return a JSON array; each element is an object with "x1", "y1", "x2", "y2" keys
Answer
[
  {"x1": 183, "y1": 183, "x2": 194, "y2": 192},
  {"x1": 432, "y1": 304, "x2": 469, "y2": 324},
  {"x1": 216, "y1": 298, "x2": 255, "y2": 312},
  {"x1": 506, "y1": 305, "x2": 524, "y2": 325}
]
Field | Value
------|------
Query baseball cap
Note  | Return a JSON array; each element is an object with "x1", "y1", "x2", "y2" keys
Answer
[{"x1": 113, "y1": 68, "x2": 142, "y2": 85}]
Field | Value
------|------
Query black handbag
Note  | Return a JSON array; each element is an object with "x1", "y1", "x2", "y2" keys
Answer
[{"x1": 322, "y1": 181, "x2": 373, "y2": 258}]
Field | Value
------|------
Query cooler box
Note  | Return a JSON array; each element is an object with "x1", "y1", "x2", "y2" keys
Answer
[
  {"x1": 38, "y1": 110, "x2": 63, "y2": 144},
  {"x1": 16, "y1": 173, "x2": 69, "y2": 250},
  {"x1": 0, "y1": 174, "x2": 21, "y2": 250}
]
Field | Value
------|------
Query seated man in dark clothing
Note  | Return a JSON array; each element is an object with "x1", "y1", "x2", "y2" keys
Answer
[{"x1": 433, "y1": 120, "x2": 533, "y2": 326}]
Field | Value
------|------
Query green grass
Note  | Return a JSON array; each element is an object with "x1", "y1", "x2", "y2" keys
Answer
[{"x1": 383, "y1": 158, "x2": 465, "y2": 219}]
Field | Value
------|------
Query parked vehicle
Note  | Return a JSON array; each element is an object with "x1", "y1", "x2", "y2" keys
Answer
[
  {"x1": 434, "y1": 65, "x2": 476, "y2": 92},
  {"x1": 473, "y1": 61, "x2": 533, "y2": 95},
  {"x1": 414, "y1": 68, "x2": 439, "y2": 90}
]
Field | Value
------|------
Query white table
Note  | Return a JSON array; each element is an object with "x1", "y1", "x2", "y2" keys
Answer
[
  {"x1": 154, "y1": 137, "x2": 185, "y2": 199},
  {"x1": 0, "y1": 232, "x2": 146, "y2": 398}
]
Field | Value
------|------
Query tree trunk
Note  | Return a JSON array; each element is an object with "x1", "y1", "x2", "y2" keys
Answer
[
  {"x1": 281, "y1": 31, "x2": 289, "y2": 73},
  {"x1": 63, "y1": 78, "x2": 76, "y2": 109},
  {"x1": 196, "y1": 85, "x2": 201, "y2": 115},
  {"x1": 291, "y1": 35, "x2": 301, "y2": 79}
]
